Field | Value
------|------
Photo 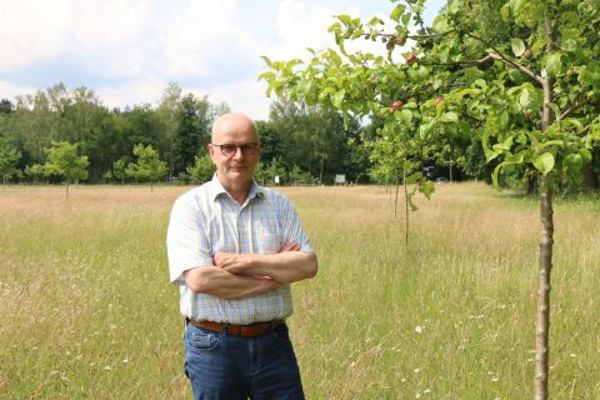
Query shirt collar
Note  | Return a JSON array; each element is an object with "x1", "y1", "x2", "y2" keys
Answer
[{"x1": 208, "y1": 173, "x2": 265, "y2": 203}]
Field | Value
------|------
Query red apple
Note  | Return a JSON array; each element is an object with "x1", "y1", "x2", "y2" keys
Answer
[
  {"x1": 435, "y1": 96, "x2": 444, "y2": 108},
  {"x1": 388, "y1": 100, "x2": 403, "y2": 113},
  {"x1": 405, "y1": 53, "x2": 417, "y2": 64}
]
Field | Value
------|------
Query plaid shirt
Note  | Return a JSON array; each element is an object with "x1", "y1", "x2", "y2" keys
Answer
[{"x1": 167, "y1": 175, "x2": 314, "y2": 324}]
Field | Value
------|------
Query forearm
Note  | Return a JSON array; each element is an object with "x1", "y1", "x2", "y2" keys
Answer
[
  {"x1": 183, "y1": 266, "x2": 280, "y2": 300},
  {"x1": 247, "y1": 251, "x2": 318, "y2": 284}
]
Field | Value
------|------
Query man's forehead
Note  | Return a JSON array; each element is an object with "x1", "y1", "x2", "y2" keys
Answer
[{"x1": 212, "y1": 118, "x2": 258, "y2": 142}]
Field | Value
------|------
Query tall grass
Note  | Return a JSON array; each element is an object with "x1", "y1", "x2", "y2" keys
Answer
[{"x1": 0, "y1": 183, "x2": 598, "y2": 399}]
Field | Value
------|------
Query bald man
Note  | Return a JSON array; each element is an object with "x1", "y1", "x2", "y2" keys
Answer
[{"x1": 167, "y1": 113, "x2": 318, "y2": 399}]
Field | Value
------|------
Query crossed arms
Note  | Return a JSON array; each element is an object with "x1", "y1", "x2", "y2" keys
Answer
[{"x1": 183, "y1": 243, "x2": 318, "y2": 300}]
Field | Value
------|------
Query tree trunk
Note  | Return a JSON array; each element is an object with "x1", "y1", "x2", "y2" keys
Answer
[
  {"x1": 584, "y1": 166, "x2": 599, "y2": 190},
  {"x1": 535, "y1": 13, "x2": 555, "y2": 392},
  {"x1": 527, "y1": 175, "x2": 538, "y2": 195},
  {"x1": 403, "y1": 169, "x2": 409, "y2": 247},
  {"x1": 394, "y1": 177, "x2": 400, "y2": 217},
  {"x1": 449, "y1": 162, "x2": 454, "y2": 182},
  {"x1": 535, "y1": 179, "x2": 553, "y2": 400},
  {"x1": 319, "y1": 157, "x2": 324, "y2": 185},
  {"x1": 66, "y1": 181, "x2": 70, "y2": 200}
]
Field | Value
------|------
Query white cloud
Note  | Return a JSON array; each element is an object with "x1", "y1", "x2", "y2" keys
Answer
[
  {"x1": 196, "y1": 79, "x2": 272, "y2": 121},
  {"x1": 159, "y1": 0, "x2": 258, "y2": 78},
  {"x1": 0, "y1": 0, "x2": 446, "y2": 116},
  {"x1": 0, "y1": 1, "x2": 70, "y2": 69},
  {"x1": 0, "y1": 80, "x2": 40, "y2": 103},
  {"x1": 95, "y1": 76, "x2": 166, "y2": 109}
]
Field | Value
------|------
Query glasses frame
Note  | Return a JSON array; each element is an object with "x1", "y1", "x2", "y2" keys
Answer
[{"x1": 211, "y1": 142, "x2": 260, "y2": 158}]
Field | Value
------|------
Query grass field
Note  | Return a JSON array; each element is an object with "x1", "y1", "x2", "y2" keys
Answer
[{"x1": 1, "y1": 183, "x2": 599, "y2": 399}]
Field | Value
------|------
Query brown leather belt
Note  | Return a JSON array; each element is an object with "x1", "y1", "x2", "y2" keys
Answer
[{"x1": 187, "y1": 319, "x2": 285, "y2": 338}]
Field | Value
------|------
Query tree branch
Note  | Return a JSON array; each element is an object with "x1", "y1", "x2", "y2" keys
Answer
[
  {"x1": 559, "y1": 101, "x2": 589, "y2": 121},
  {"x1": 422, "y1": 54, "x2": 495, "y2": 67},
  {"x1": 463, "y1": 32, "x2": 544, "y2": 85}
]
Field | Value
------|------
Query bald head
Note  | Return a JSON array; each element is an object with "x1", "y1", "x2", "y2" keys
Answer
[{"x1": 211, "y1": 113, "x2": 259, "y2": 144}]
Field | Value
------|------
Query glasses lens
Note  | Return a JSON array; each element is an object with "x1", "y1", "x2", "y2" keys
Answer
[
  {"x1": 241, "y1": 144, "x2": 258, "y2": 154},
  {"x1": 221, "y1": 145, "x2": 236, "y2": 156},
  {"x1": 214, "y1": 143, "x2": 259, "y2": 156}
]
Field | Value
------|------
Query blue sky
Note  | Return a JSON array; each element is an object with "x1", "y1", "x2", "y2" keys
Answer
[{"x1": 0, "y1": 0, "x2": 445, "y2": 120}]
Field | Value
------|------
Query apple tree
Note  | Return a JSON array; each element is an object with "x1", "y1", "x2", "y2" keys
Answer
[{"x1": 260, "y1": 0, "x2": 600, "y2": 398}]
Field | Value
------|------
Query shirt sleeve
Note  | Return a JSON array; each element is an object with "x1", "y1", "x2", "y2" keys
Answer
[
  {"x1": 279, "y1": 195, "x2": 314, "y2": 253},
  {"x1": 166, "y1": 194, "x2": 213, "y2": 284}
]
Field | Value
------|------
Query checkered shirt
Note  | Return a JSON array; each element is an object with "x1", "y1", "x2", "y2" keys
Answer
[{"x1": 167, "y1": 175, "x2": 314, "y2": 324}]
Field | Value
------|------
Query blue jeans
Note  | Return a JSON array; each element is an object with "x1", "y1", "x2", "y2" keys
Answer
[{"x1": 184, "y1": 322, "x2": 305, "y2": 400}]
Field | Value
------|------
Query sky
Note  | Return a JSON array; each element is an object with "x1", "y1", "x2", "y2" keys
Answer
[{"x1": 0, "y1": 0, "x2": 446, "y2": 121}]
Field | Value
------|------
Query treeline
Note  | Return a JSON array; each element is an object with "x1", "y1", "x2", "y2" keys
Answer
[
  {"x1": 1, "y1": 82, "x2": 598, "y2": 190},
  {"x1": 0, "y1": 83, "x2": 374, "y2": 186}
]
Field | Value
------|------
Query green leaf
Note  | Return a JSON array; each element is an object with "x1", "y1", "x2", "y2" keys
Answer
[
  {"x1": 390, "y1": 4, "x2": 406, "y2": 22},
  {"x1": 401, "y1": 13, "x2": 411, "y2": 27},
  {"x1": 406, "y1": 192, "x2": 418, "y2": 211},
  {"x1": 331, "y1": 89, "x2": 346, "y2": 109},
  {"x1": 368, "y1": 16, "x2": 384, "y2": 26},
  {"x1": 484, "y1": 147, "x2": 500, "y2": 163},
  {"x1": 258, "y1": 71, "x2": 275, "y2": 82},
  {"x1": 260, "y1": 56, "x2": 272, "y2": 67},
  {"x1": 544, "y1": 53, "x2": 562, "y2": 76},
  {"x1": 327, "y1": 22, "x2": 341, "y2": 33},
  {"x1": 510, "y1": 0, "x2": 525, "y2": 14},
  {"x1": 538, "y1": 139, "x2": 564, "y2": 149},
  {"x1": 297, "y1": 78, "x2": 313, "y2": 96},
  {"x1": 419, "y1": 121, "x2": 434, "y2": 140},
  {"x1": 500, "y1": 3, "x2": 511, "y2": 21},
  {"x1": 492, "y1": 162, "x2": 504, "y2": 188},
  {"x1": 564, "y1": 153, "x2": 583, "y2": 174},
  {"x1": 511, "y1": 38, "x2": 526, "y2": 57},
  {"x1": 419, "y1": 180, "x2": 435, "y2": 200},
  {"x1": 533, "y1": 152, "x2": 555, "y2": 175},
  {"x1": 440, "y1": 112, "x2": 458, "y2": 123},
  {"x1": 336, "y1": 15, "x2": 352, "y2": 25},
  {"x1": 493, "y1": 135, "x2": 514, "y2": 152},
  {"x1": 579, "y1": 148, "x2": 592, "y2": 162},
  {"x1": 399, "y1": 109, "x2": 413, "y2": 124},
  {"x1": 318, "y1": 87, "x2": 335, "y2": 102},
  {"x1": 432, "y1": 15, "x2": 450, "y2": 34},
  {"x1": 499, "y1": 111, "x2": 509, "y2": 129},
  {"x1": 473, "y1": 79, "x2": 487, "y2": 89}
]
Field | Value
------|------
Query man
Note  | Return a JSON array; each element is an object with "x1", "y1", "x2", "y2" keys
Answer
[{"x1": 167, "y1": 112, "x2": 318, "y2": 399}]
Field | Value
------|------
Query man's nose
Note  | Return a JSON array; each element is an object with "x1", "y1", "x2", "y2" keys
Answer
[{"x1": 232, "y1": 146, "x2": 244, "y2": 159}]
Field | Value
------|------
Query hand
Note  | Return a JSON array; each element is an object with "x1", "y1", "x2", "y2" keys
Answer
[
  {"x1": 213, "y1": 252, "x2": 252, "y2": 275},
  {"x1": 279, "y1": 242, "x2": 301, "y2": 252}
]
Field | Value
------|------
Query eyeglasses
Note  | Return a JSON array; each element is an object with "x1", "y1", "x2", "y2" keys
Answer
[{"x1": 211, "y1": 142, "x2": 260, "y2": 157}]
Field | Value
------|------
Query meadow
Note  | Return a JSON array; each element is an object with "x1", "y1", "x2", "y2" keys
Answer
[{"x1": 0, "y1": 183, "x2": 599, "y2": 399}]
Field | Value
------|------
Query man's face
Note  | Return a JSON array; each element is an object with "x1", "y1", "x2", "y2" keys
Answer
[{"x1": 208, "y1": 115, "x2": 260, "y2": 188}]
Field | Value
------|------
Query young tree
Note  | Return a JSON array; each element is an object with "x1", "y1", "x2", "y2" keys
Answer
[
  {"x1": 112, "y1": 158, "x2": 128, "y2": 185},
  {"x1": 186, "y1": 154, "x2": 215, "y2": 184},
  {"x1": 0, "y1": 144, "x2": 22, "y2": 184},
  {"x1": 125, "y1": 143, "x2": 168, "y2": 192},
  {"x1": 261, "y1": 1, "x2": 600, "y2": 398},
  {"x1": 24, "y1": 163, "x2": 46, "y2": 184},
  {"x1": 44, "y1": 141, "x2": 89, "y2": 199}
]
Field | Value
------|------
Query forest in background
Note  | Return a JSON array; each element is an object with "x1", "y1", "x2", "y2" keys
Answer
[{"x1": 0, "y1": 79, "x2": 598, "y2": 190}]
